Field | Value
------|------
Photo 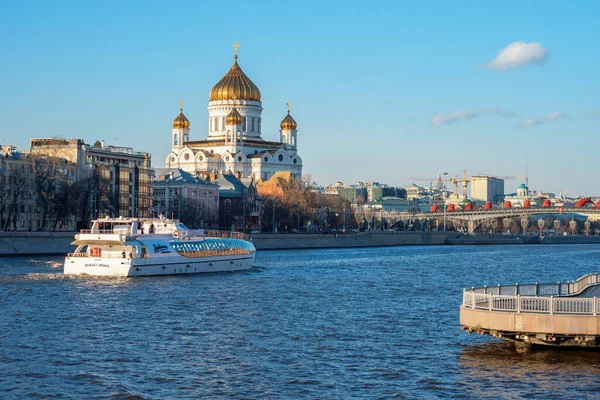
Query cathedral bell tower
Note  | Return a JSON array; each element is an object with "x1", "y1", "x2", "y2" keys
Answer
[
  {"x1": 225, "y1": 101, "x2": 244, "y2": 153},
  {"x1": 172, "y1": 100, "x2": 190, "y2": 153},
  {"x1": 279, "y1": 101, "x2": 298, "y2": 152}
]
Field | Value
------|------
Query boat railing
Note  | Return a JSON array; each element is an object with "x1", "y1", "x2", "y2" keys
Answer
[
  {"x1": 67, "y1": 252, "x2": 135, "y2": 259},
  {"x1": 187, "y1": 230, "x2": 248, "y2": 240},
  {"x1": 79, "y1": 229, "x2": 124, "y2": 234},
  {"x1": 463, "y1": 273, "x2": 600, "y2": 315}
]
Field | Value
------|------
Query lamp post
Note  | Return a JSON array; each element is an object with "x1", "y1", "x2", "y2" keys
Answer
[
  {"x1": 272, "y1": 200, "x2": 276, "y2": 233},
  {"x1": 343, "y1": 202, "x2": 346, "y2": 232},
  {"x1": 297, "y1": 201, "x2": 300, "y2": 232},
  {"x1": 443, "y1": 172, "x2": 448, "y2": 231}
]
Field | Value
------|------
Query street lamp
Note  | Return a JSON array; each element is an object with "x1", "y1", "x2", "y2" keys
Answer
[
  {"x1": 272, "y1": 200, "x2": 276, "y2": 233},
  {"x1": 443, "y1": 172, "x2": 448, "y2": 231},
  {"x1": 297, "y1": 201, "x2": 300, "y2": 232}
]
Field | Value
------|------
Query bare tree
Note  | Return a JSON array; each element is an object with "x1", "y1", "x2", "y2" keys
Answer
[
  {"x1": 179, "y1": 198, "x2": 207, "y2": 228},
  {"x1": 4, "y1": 169, "x2": 27, "y2": 230}
]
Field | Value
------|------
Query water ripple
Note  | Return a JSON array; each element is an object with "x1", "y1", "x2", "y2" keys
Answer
[{"x1": 0, "y1": 245, "x2": 599, "y2": 398}]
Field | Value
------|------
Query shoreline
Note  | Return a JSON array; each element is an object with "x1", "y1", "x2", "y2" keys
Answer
[{"x1": 1, "y1": 231, "x2": 600, "y2": 257}]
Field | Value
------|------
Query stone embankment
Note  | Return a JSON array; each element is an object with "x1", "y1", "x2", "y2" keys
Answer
[
  {"x1": 2, "y1": 231, "x2": 600, "y2": 257},
  {"x1": 0, "y1": 232, "x2": 74, "y2": 257},
  {"x1": 249, "y1": 231, "x2": 461, "y2": 250},
  {"x1": 0, "y1": 231, "x2": 462, "y2": 256}
]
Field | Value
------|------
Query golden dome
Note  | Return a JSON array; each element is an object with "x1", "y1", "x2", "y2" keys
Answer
[
  {"x1": 209, "y1": 56, "x2": 261, "y2": 102},
  {"x1": 173, "y1": 101, "x2": 190, "y2": 129},
  {"x1": 280, "y1": 112, "x2": 297, "y2": 130},
  {"x1": 226, "y1": 106, "x2": 243, "y2": 125},
  {"x1": 280, "y1": 102, "x2": 297, "y2": 130}
]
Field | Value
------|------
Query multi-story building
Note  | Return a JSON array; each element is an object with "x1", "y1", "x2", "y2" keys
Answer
[
  {"x1": 366, "y1": 182, "x2": 406, "y2": 202},
  {"x1": 0, "y1": 144, "x2": 77, "y2": 231},
  {"x1": 212, "y1": 172, "x2": 262, "y2": 232},
  {"x1": 30, "y1": 138, "x2": 153, "y2": 220},
  {"x1": 470, "y1": 175, "x2": 505, "y2": 203},
  {"x1": 151, "y1": 168, "x2": 219, "y2": 227}
]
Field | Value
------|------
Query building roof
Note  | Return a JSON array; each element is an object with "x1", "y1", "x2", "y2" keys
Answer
[
  {"x1": 153, "y1": 168, "x2": 212, "y2": 185},
  {"x1": 213, "y1": 173, "x2": 248, "y2": 198}
]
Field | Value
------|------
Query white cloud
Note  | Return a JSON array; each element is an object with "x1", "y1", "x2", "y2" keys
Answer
[
  {"x1": 487, "y1": 41, "x2": 549, "y2": 72},
  {"x1": 518, "y1": 112, "x2": 569, "y2": 128},
  {"x1": 432, "y1": 108, "x2": 518, "y2": 127}
]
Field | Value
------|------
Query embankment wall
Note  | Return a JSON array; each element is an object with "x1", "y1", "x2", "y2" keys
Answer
[{"x1": 2, "y1": 231, "x2": 600, "y2": 257}]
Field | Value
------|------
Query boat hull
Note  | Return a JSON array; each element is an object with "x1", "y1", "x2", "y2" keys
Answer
[{"x1": 64, "y1": 254, "x2": 255, "y2": 277}]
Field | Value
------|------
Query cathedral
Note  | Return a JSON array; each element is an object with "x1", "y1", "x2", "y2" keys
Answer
[{"x1": 165, "y1": 44, "x2": 303, "y2": 181}]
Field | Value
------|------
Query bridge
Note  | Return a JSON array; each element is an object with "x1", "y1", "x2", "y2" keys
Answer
[{"x1": 358, "y1": 207, "x2": 600, "y2": 234}]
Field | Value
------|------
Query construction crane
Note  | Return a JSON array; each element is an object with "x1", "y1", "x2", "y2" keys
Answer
[
  {"x1": 407, "y1": 171, "x2": 445, "y2": 190},
  {"x1": 448, "y1": 170, "x2": 470, "y2": 198}
]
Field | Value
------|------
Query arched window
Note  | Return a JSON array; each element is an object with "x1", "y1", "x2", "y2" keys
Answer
[
  {"x1": 225, "y1": 199, "x2": 231, "y2": 213},
  {"x1": 173, "y1": 134, "x2": 179, "y2": 146}
]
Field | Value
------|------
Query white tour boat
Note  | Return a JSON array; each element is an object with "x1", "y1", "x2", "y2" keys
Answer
[{"x1": 64, "y1": 216, "x2": 256, "y2": 277}]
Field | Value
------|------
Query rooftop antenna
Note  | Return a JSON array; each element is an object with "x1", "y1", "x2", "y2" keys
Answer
[
  {"x1": 114, "y1": 137, "x2": 118, "y2": 147},
  {"x1": 525, "y1": 157, "x2": 529, "y2": 188}
]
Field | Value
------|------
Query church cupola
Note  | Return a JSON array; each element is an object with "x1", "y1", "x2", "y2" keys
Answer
[
  {"x1": 279, "y1": 101, "x2": 298, "y2": 151},
  {"x1": 226, "y1": 106, "x2": 243, "y2": 125},
  {"x1": 225, "y1": 102, "x2": 244, "y2": 150},
  {"x1": 207, "y1": 43, "x2": 263, "y2": 140},
  {"x1": 173, "y1": 104, "x2": 190, "y2": 129},
  {"x1": 280, "y1": 108, "x2": 297, "y2": 130},
  {"x1": 172, "y1": 100, "x2": 190, "y2": 151}
]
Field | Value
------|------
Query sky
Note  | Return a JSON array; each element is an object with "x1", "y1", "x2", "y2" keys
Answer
[{"x1": 1, "y1": 1, "x2": 599, "y2": 196}]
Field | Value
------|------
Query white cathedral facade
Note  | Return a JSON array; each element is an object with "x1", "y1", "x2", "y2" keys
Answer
[{"x1": 165, "y1": 47, "x2": 303, "y2": 181}]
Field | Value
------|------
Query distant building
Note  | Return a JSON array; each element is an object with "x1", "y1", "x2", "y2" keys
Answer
[
  {"x1": 151, "y1": 168, "x2": 219, "y2": 227},
  {"x1": 30, "y1": 138, "x2": 154, "y2": 219},
  {"x1": 405, "y1": 184, "x2": 427, "y2": 201},
  {"x1": 362, "y1": 196, "x2": 411, "y2": 212},
  {"x1": 0, "y1": 144, "x2": 77, "y2": 231},
  {"x1": 366, "y1": 182, "x2": 406, "y2": 202},
  {"x1": 212, "y1": 172, "x2": 262, "y2": 232},
  {"x1": 504, "y1": 183, "x2": 538, "y2": 207},
  {"x1": 470, "y1": 175, "x2": 505, "y2": 203}
]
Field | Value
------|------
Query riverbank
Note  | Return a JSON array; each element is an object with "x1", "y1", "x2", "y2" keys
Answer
[{"x1": 2, "y1": 231, "x2": 600, "y2": 256}]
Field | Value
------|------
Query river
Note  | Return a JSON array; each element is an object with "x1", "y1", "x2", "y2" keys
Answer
[{"x1": 1, "y1": 245, "x2": 600, "y2": 399}]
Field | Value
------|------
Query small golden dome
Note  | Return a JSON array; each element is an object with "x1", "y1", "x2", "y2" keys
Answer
[
  {"x1": 173, "y1": 102, "x2": 190, "y2": 129},
  {"x1": 226, "y1": 106, "x2": 243, "y2": 125},
  {"x1": 280, "y1": 112, "x2": 297, "y2": 130},
  {"x1": 280, "y1": 102, "x2": 297, "y2": 130},
  {"x1": 210, "y1": 56, "x2": 261, "y2": 102}
]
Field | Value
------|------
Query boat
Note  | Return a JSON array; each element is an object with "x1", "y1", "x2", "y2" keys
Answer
[{"x1": 64, "y1": 216, "x2": 255, "y2": 276}]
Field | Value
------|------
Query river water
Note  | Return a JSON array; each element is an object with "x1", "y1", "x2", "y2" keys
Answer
[{"x1": 1, "y1": 245, "x2": 600, "y2": 399}]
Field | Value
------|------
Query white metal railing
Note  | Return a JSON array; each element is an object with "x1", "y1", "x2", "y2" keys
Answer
[
  {"x1": 463, "y1": 273, "x2": 600, "y2": 315},
  {"x1": 468, "y1": 273, "x2": 600, "y2": 297},
  {"x1": 463, "y1": 273, "x2": 600, "y2": 316},
  {"x1": 463, "y1": 291, "x2": 600, "y2": 315}
]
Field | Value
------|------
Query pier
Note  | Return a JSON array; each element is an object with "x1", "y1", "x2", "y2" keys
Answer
[{"x1": 461, "y1": 273, "x2": 600, "y2": 350}]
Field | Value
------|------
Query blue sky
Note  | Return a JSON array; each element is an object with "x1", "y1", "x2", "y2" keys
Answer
[{"x1": 1, "y1": 1, "x2": 599, "y2": 195}]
